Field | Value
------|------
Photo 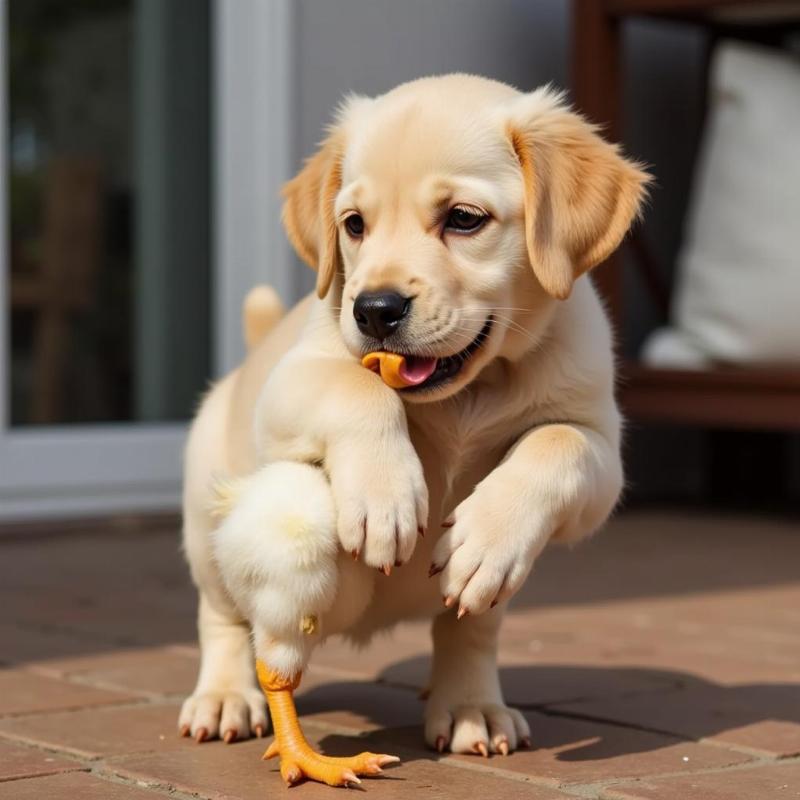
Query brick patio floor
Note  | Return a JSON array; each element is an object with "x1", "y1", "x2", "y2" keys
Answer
[{"x1": 1, "y1": 509, "x2": 798, "y2": 799}]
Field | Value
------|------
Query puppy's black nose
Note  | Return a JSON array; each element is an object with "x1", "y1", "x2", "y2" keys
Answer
[{"x1": 353, "y1": 291, "x2": 410, "y2": 340}]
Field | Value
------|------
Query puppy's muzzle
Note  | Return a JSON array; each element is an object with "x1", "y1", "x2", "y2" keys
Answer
[{"x1": 353, "y1": 290, "x2": 411, "y2": 341}]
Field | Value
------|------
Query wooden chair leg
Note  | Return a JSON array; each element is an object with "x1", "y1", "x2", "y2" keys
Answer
[{"x1": 572, "y1": 0, "x2": 624, "y2": 326}]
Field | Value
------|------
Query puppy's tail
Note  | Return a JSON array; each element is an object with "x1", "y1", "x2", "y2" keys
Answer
[{"x1": 243, "y1": 285, "x2": 285, "y2": 351}]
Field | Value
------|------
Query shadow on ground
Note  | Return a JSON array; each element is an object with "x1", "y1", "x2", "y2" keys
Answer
[{"x1": 291, "y1": 659, "x2": 800, "y2": 763}]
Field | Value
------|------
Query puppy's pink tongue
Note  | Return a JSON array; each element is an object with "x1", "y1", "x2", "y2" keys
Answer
[{"x1": 398, "y1": 356, "x2": 437, "y2": 386}]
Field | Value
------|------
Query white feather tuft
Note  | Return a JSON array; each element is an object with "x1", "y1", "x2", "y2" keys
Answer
[
  {"x1": 208, "y1": 474, "x2": 245, "y2": 521},
  {"x1": 212, "y1": 461, "x2": 339, "y2": 655}
]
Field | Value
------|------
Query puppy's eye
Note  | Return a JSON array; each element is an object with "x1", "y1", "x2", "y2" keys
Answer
[
  {"x1": 445, "y1": 207, "x2": 486, "y2": 233},
  {"x1": 344, "y1": 213, "x2": 365, "y2": 238}
]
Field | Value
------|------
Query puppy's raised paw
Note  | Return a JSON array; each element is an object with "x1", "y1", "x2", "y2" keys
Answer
[
  {"x1": 330, "y1": 436, "x2": 428, "y2": 570},
  {"x1": 430, "y1": 478, "x2": 553, "y2": 615}
]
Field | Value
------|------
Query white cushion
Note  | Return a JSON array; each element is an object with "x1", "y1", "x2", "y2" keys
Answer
[{"x1": 642, "y1": 41, "x2": 800, "y2": 368}]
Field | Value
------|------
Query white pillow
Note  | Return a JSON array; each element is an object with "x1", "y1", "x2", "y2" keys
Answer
[{"x1": 642, "y1": 41, "x2": 800, "y2": 368}]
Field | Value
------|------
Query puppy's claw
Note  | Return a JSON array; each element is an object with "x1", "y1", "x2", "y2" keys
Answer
[
  {"x1": 223, "y1": 728, "x2": 237, "y2": 744},
  {"x1": 435, "y1": 735, "x2": 447, "y2": 753},
  {"x1": 351, "y1": 549, "x2": 360, "y2": 561},
  {"x1": 520, "y1": 736, "x2": 532, "y2": 749},
  {"x1": 179, "y1": 724, "x2": 190, "y2": 738},
  {"x1": 498, "y1": 739, "x2": 509, "y2": 756},
  {"x1": 442, "y1": 515, "x2": 455, "y2": 528},
  {"x1": 380, "y1": 565, "x2": 392, "y2": 577},
  {"x1": 474, "y1": 741, "x2": 489, "y2": 758},
  {"x1": 194, "y1": 727, "x2": 208, "y2": 743},
  {"x1": 254, "y1": 724, "x2": 265, "y2": 738},
  {"x1": 429, "y1": 563, "x2": 443, "y2": 578},
  {"x1": 457, "y1": 606, "x2": 469, "y2": 620},
  {"x1": 443, "y1": 595, "x2": 455, "y2": 608}
]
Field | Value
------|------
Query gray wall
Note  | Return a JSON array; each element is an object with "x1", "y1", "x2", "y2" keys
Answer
[{"x1": 295, "y1": 0, "x2": 568, "y2": 155}]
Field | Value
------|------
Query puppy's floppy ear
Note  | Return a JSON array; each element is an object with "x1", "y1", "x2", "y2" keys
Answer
[
  {"x1": 281, "y1": 132, "x2": 343, "y2": 299},
  {"x1": 508, "y1": 88, "x2": 651, "y2": 300},
  {"x1": 281, "y1": 94, "x2": 372, "y2": 299}
]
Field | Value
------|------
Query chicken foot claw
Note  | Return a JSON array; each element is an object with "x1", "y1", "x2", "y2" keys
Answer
[{"x1": 257, "y1": 660, "x2": 400, "y2": 787}]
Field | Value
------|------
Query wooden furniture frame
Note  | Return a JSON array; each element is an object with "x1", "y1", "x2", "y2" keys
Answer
[
  {"x1": 10, "y1": 159, "x2": 103, "y2": 424},
  {"x1": 572, "y1": 0, "x2": 800, "y2": 431}
]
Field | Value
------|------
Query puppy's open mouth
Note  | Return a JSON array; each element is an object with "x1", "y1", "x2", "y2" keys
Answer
[{"x1": 379, "y1": 315, "x2": 494, "y2": 392}]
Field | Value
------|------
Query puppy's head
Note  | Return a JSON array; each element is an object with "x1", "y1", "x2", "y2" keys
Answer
[{"x1": 283, "y1": 75, "x2": 650, "y2": 402}]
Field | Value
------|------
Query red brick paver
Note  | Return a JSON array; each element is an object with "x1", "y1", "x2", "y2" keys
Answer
[
  {"x1": 448, "y1": 711, "x2": 752, "y2": 785},
  {"x1": 0, "y1": 772, "x2": 166, "y2": 799},
  {"x1": 556, "y1": 683, "x2": 800, "y2": 758},
  {"x1": 603, "y1": 761, "x2": 800, "y2": 799},
  {"x1": 28, "y1": 646, "x2": 200, "y2": 697},
  {"x1": 0, "y1": 509, "x2": 798, "y2": 799},
  {"x1": 0, "y1": 703, "x2": 184, "y2": 759},
  {"x1": 110, "y1": 727, "x2": 571, "y2": 799},
  {"x1": 0, "y1": 740, "x2": 80, "y2": 782},
  {"x1": 0, "y1": 669, "x2": 138, "y2": 716}
]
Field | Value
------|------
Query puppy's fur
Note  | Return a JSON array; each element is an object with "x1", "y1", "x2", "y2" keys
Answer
[{"x1": 180, "y1": 75, "x2": 649, "y2": 754}]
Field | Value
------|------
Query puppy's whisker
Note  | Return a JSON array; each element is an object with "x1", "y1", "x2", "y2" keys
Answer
[
  {"x1": 450, "y1": 317, "x2": 529, "y2": 340},
  {"x1": 493, "y1": 320, "x2": 541, "y2": 345},
  {"x1": 457, "y1": 315, "x2": 541, "y2": 347},
  {"x1": 451, "y1": 307, "x2": 537, "y2": 314},
  {"x1": 459, "y1": 311, "x2": 535, "y2": 331}
]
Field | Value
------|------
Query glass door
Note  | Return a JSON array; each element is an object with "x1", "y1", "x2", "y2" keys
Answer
[
  {"x1": 0, "y1": 0, "x2": 212, "y2": 519},
  {"x1": 0, "y1": 0, "x2": 295, "y2": 521}
]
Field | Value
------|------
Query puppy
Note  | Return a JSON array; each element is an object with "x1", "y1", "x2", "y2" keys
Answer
[{"x1": 180, "y1": 74, "x2": 649, "y2": 756}]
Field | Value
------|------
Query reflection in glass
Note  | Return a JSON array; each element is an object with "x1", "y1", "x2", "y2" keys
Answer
[{"x1": 8, "y1": 0, "x2": 211, "y2": 425}]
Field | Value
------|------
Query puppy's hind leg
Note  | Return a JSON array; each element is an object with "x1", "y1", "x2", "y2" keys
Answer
[
  {"x1": 180, "y1": 491, "x2": 267, "y2": 743},
  {"x1": 425, "y1": 607, "x2": 530, "y2": 757},
  {"x1": 178, "y1": 591, "x2": 267, "y2": 743}
]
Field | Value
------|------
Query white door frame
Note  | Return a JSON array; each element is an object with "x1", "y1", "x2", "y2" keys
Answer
[
  {"x1": 0, "y1": 0, "x2": 294, "y2": 521},
  {"x1": 214, "y1": 0, "x2": 296, "y2": 374}
]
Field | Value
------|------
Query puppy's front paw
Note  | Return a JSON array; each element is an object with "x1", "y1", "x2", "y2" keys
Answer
[
  {"x1": 331, "y1": 436, "x2": 428, "y2": 571},
  {"x1": 430, "y1": 480, "x2": 551, "y2": 615}
]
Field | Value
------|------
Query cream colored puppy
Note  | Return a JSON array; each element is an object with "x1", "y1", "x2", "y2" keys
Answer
[{"x1": 180, "y1": 74, "x2": 649, "y2": 756}]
